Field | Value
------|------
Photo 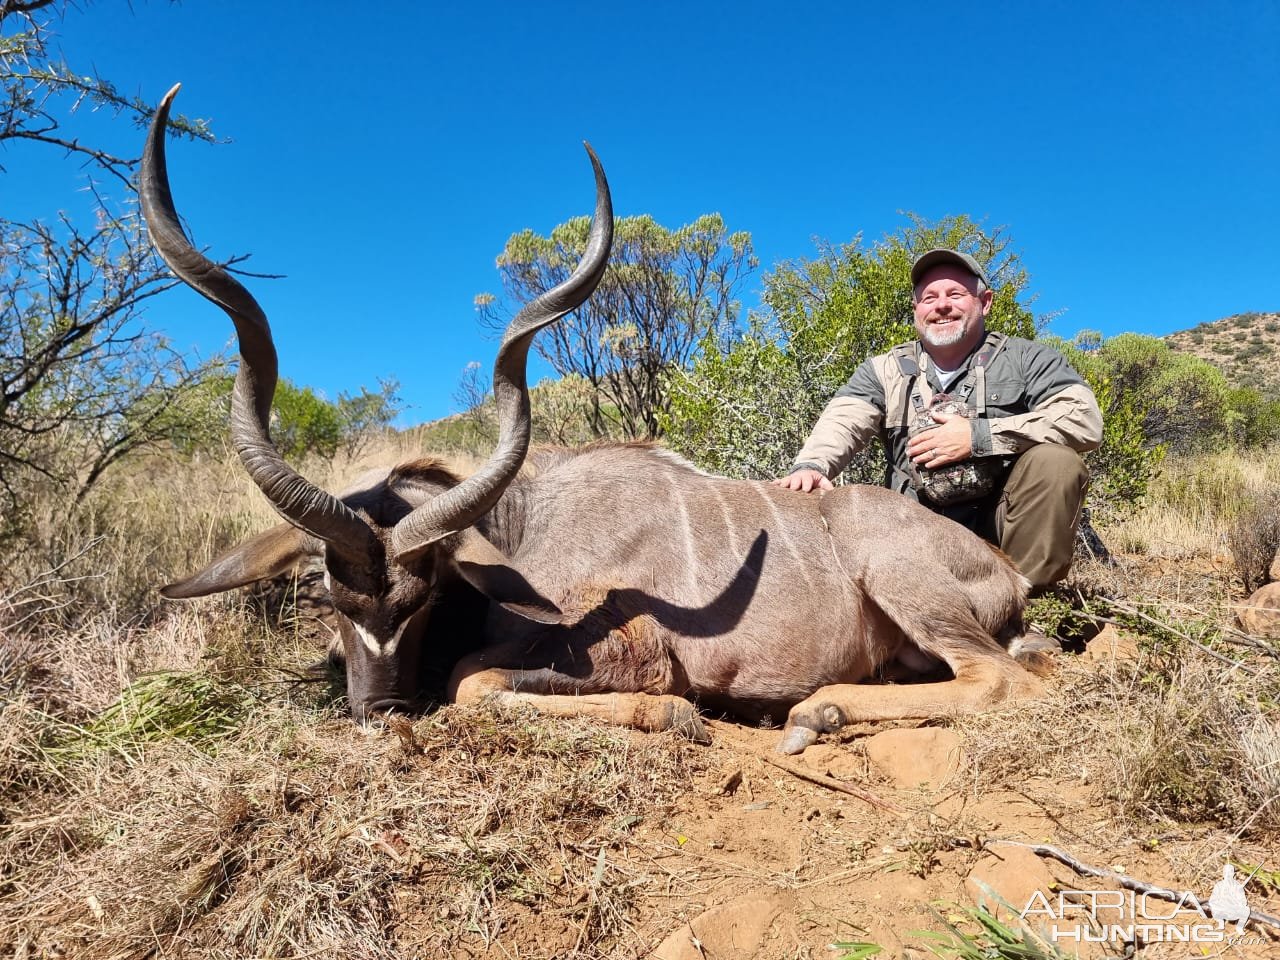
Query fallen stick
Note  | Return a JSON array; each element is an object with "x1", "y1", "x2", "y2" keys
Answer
[
  {"x1": 987, "y1": 840, "x2": 1280, "y2": 932},
  {"x1": 705, "y1": 720, "x2": 904, "y2": 815},
  {"x1": 1093, "y1": 600, "x2": 1260, "y2": 675}
]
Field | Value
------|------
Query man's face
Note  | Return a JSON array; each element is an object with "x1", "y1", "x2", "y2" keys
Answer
[{"x1": 912, "y1": 264, "x2": 993, "y2": 354}]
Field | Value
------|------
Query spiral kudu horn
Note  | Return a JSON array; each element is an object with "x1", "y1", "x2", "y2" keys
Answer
[
  {"x1": 391, "y1": 145, "x2": 613, "y2": 563},
  {"x1": 140, "y1": 84, "x2": 377, "y2": 560}
]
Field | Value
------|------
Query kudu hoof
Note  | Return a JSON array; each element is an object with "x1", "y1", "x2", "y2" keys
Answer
[
  {"x1": 667, "y1": 701, "x2": 711, "y2": 744},
  {"x1": 776, "y1": 725, "x2": 819, "y2": 755},
  {"x1": 777, "y1": 702, "x2": 845, "y2": 753},
  {"x1": 1013, "y1": 649, "x2": 1058, "y2": 678}
]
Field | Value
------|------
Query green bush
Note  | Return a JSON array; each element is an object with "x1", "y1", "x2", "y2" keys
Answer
[
  {"x1": 178, "y1": 375, "x2": 402, "y2": 461},
  {"x1": 271, "y1": 380, "x2": 342, "y2": 459},
  {"x1": 1226, "y1": 387, "x2": 1280, "y2": 447},
  {"x1": 1067, "y1": 332, "x2": 1241, "y2": 454}
]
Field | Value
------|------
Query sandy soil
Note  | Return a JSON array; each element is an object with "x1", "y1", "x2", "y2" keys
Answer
[{"x1": 399, "y1": 629, "x2": 1280, "y2": 959}]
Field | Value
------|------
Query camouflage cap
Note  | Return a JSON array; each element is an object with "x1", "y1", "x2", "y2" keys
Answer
[{"x1": 911, "y1": 248, "x2": 990, "y2": 289}]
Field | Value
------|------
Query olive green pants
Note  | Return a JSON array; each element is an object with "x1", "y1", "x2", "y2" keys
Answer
[{"x1": 937, "y1": 444, "x2": 1090, "y2": 589}]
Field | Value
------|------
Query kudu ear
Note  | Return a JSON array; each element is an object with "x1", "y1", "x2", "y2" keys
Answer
[
  {"x1": 161, "y1": 523, "x2": 322, "y2": 599},
  {"x1": 449, "y1": 529, "x2": 563, "y2": 625}
]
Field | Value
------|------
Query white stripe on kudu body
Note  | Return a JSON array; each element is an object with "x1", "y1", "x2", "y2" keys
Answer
[
  {"x1": 709, "y1": 484, "x2": 740, "y2": 557},
  {"x1": 672, "y1": 481, "x2": 697, "y2": 579},
  {"x1": 758, "y1": 482, "x2": 817, "y2": 594}
]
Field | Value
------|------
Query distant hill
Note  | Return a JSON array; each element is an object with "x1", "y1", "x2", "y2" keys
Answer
[{"x1": 1165, "y1": 311, "x2": 1280, "y2": 395}]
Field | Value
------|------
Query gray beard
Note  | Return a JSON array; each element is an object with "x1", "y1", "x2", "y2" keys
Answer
[{"x1": 921, "y1": 322, "x2": 968, "y2": 348}]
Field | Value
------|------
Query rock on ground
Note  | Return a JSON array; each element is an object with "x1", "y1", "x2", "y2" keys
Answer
[
  {"x1": 647, "y1": 892, "x2": 795, "y2": 960},
  {"x1": 865, "y1": 728, "x2": 964, "y2": 789},
  {"x1": 1238, "y1": 582, "x2": 1280, "y2": 637}
]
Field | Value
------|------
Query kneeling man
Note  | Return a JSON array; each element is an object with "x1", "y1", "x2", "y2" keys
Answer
[{"x1": 773, "y1": 248, "x2": 1102, "y2": 590}]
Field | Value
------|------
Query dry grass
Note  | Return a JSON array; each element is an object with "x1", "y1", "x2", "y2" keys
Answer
[
  {"x1": 1, "y1": 693, "x2": 695, "y2": 958},
  {"x1": 962, "y1": 643, "x2": 1280, "y2": 835},
  {"x1": 2, "y1": 433, "x2": 480, "y2": 632},
  {"x1": 4, "y1": 437, "x2": 1280, "y2": 956},
  {"x1": 3, "y1": 565, "x2": 694, "y2": 957},
  {"x1": 1097, "y1": 447, "x2": 1280, "y2": 565},
  {"x1": 961, "y1": 450, "x2": 1280, "y2": 840},
  {"x1": 965, "y1": 537, "x2": 1280, "y2": 839}
]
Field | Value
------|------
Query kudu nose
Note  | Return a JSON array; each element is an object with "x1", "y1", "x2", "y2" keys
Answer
[{"x1": 352, "y1": 696, "x2": 415, "y2": 726}]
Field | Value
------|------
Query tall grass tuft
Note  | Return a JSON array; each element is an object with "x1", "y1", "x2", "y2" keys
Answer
[
  {"x1": 47, "y1": 670, "x2": 253, "y2": 763},
  {"x1": 914, "y1": 896, "x2": 1069, "y2": 960},
  {"x1": 1099, "y1": 446, "x2": 1280, "y2": 560},
  {"x1": 962, "y1": 627, "x2": 1280, "y2": 835}
]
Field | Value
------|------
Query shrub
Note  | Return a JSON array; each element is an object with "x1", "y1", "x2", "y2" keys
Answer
[
  {"x1": 190, "y1": 375, "x2": 402, "y2": 461},
  {"x1": 1228, "y1": 487, "x2": 1280, "y2": 593},
  {"x1": 336, "y1": 378, "x2": 404, "y2": 457},
  {"x1": 1238, "y1": 341, "x2": 1270, "y2": 360},
  {"x1": 1068, "y1": 333, "x2": 1245, "y2": 454},
  {"x1": 1044, "y1": 335, "x2": 1162, "y2": 516}
]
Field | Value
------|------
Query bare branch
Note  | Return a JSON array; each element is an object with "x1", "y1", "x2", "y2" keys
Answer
[{"x1": 1, "y1": 1, "x2": 58, "y2": 17}]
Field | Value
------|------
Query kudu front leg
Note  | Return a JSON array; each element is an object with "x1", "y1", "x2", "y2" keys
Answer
[
  {"x1": 449, "y1": 654, "x2": 708, "y2": 743},
  {"x1": 776, "y1": 655, "x2": 1041, "y2": 754}
]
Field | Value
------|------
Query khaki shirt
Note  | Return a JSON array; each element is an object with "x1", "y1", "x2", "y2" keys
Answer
[{"x1": 792, "y1": 334, "x2": 1103, "y2": 497}]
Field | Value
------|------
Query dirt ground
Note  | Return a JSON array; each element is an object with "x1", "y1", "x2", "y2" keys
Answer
[
  {"x1": 5, "y1": 618, "x2": 1278, "y2": 960},
  {"x1": 392, "y1": 628, "x2": 1280, "y2": 960}
]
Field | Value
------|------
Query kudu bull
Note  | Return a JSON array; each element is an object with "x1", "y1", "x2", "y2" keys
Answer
[{"x1": 142, "y1": 85, "x2": 1041, "y2": 755}]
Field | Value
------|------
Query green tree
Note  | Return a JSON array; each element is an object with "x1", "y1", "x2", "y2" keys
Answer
[
  {"x1": 478, "y1": 213, "x2": 756, "y2": 440},
  {"x1": 1084, "y1": 333, "x2": 1235, "y2": 454},
  {"x1": 662, "y1": 215, "x2": 1034, "y2": 482},
  {"x1": 0, "y1": 0, "x2": 220, "y2": 539},
  {"x1": 1042, "y1": 335, "x2": 1161, "y2": 514},
  {"x1": 187, "y1": 374, "x2": 392, "y2": 461},
  {"x1": 336, "y1": 378, "x2": 403, "y2": 457}
]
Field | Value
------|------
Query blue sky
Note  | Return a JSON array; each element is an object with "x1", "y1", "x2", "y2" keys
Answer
[{"x1": 9, "y1": 1, "x2": 1278, "y2": 424}]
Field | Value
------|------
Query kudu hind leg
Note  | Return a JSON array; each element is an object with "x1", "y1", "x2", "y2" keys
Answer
[
  {"x1": 449, "y1": 653, "x2": 707, "y2": 742},
  {"x1": 778, "y1": 568, "x2": 1040, "y2": 754}
]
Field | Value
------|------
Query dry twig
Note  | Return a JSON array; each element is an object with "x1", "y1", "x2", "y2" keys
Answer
[
  {"x1": 1094, "y1": 598, "x2": 1261, "y2": 674},
  {"x1": 706, "y1": 720, "x2": 903, "y2": 815}
]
